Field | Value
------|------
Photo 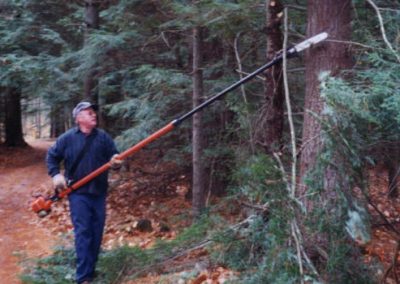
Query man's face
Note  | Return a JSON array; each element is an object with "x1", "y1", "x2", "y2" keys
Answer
[{"x1": 76, "y1": 107, "x2": 97, "y2": 129}]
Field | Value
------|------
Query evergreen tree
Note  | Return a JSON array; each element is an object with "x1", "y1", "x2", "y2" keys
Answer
[
  {"x1": 300, "y1": 0, "x2": 353, "y2": 198},
  {"x1": 0, "y1": 0, "x2": 81, "y2": 140}
]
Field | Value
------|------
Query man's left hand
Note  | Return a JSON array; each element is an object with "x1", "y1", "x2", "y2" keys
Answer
[{"x1": 110, "y1": 154, "x2": 123, "y2": 169}]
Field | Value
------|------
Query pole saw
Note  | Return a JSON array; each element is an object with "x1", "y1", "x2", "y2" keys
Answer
[{"x1": 31, "y1": 32, "x2": 328, "y2": 218}]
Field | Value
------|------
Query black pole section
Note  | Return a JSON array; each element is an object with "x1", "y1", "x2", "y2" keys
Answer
[
  {"x1": 171, "y1": 32, "x2": 328, "y2": 126},
  {"x1": 173, "y1": 55, "x2": 282, "y2": 126}
]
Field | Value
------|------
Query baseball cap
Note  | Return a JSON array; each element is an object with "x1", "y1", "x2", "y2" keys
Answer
[{"x1": 72, "y1": 102, "x2": 98, "y2": 118}]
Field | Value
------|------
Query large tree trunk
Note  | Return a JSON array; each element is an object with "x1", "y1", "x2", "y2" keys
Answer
[
  {"x1": 4, "y1": 88, "x2": 26, "y2": 147},
  {"x1": 260, "y1": 0, "x2": 284, "y2": 153},
  {"x1": 300, "y1": 0, "x2": 353, "y2": 195},
  {"x1": 192, "y1": 26, "x2": 206, "y2": 218}
]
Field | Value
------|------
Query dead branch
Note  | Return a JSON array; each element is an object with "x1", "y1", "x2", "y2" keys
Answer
[
  {"x1": 366, "y1": 0, "x2": 400, "y2": 63},
  {"x1": 381, "y1": 239, "x2": 400, "y2": 284},
  {"x1": 362, "y1": 192, "x2": 400, "y2": 237},
  {"x1": 113, "y1": 215, "x2": 258, "y2": 283}
]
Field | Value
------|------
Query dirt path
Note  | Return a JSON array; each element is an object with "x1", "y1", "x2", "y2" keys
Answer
[{"x1": 0, "y1": 140, "x2": 57, "y2": 283}]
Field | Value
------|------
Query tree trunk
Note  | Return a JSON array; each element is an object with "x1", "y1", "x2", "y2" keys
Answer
[
  {"x1": 35, "y1": 98, "x2": 42, "y2": 138},
  {"x1": 4, "y1": 88, "x2": 26, "y2": 147},
  {"x1": 192, "y1": 26, "x2": 206, "y2": 218},
  {"x1": 260, "y1": 0, "x2": 284, "y2": 153},
  {"x1": 84, "y1": 0, "x2": 99, "y2": 29},
  {"x1": 83, "y1": 0, "x2": 102, "y2": 124},
  {"x1": 300, "y1": 0, "x2": 353, "y2": 195},
  {"x1": 0, "y1": 93, "x2": 5, "y2": 143},
  {"x1": 50, "y1": 105, "x2": 67, "y2": 138}
]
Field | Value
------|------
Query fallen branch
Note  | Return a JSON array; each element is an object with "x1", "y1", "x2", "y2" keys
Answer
[
  {"x1": 362, "y1": 191, "x2": 400, "y2": 237},
  {"x1": 240, "y1": 201, "x2": 268, "y2": 211},
  {"x1": 113, "y1": 215, "x2": 258, "y2": 284}
]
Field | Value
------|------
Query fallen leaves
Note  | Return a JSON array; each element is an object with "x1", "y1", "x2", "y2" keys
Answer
[
  {"x1": 363, "y1": 166, "x2": 400, "y2": 281},
  {"x1": 32, "y1": 150, "x2": 191, "y2": 251},
  {"x1": 27, "y1": 144, "x2": 400, "y2": 283}
]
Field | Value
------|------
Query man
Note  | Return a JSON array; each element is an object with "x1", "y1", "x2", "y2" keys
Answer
[{"x1": 46, "y1": 102, "x2": 122, "y2": 284}]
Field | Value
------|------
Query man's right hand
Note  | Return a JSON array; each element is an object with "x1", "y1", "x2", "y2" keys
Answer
[{"x1": 52, "y1": 174, "x2": 67, "y2": 191}]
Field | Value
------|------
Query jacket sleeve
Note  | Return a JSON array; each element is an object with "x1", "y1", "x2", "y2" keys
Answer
[
  {"x1": 46, "y1": 138, "x2": 65, "y2": 178},
  {"x1": 105, "y1": 132, "x2": 119, "y2": 160}
]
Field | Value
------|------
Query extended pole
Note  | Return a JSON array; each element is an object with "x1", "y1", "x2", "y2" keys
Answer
[
  {"x1": 174, "y1": 32, "x2": 328, "y2": 125},
  {"x1": 31, "y1": 32, "x2": 328, "y2": 217}
]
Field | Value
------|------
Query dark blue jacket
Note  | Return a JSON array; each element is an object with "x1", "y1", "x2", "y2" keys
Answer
[{"x1": 46, "y1": 127, "x2": 118, "y2": 195}]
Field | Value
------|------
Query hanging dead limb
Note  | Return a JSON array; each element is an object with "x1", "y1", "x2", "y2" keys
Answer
[
  {"x1": 234, "y1": 32, "x2": 248, "y2": 104},
  {"x1": 282, "y1": 8, "x2": 297, "y2": 200},
  {"x1": 233, "y1": 31, "x2": 255, "y2": 154}
]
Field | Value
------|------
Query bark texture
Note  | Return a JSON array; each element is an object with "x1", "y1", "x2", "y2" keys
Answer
[
  {"x1": 300, "y1": 0, "x2": 353, "y2": 193},
  {"x1": 260, "y1": 0, "x2": 284, "y2": 153},
  {"x1": 83, "y1": 0, "x2": 101, "y2": 123},
  {"x1": 192, "y1": 26, "x2": 206, "y2": 217}
]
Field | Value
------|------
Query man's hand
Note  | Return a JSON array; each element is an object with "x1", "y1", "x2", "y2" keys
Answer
[
  {"x1": 52, "y1": 174, "x2": 67, "y2": 193},
  {"x1": 110, "y1": 154, "x2": 123, "y2": 169}
]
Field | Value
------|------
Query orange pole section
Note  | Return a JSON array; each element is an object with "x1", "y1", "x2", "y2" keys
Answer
[
  {"x1": 58, "y1": 122, "x2": 175, "y2": 198},
  {"x1": 118, "y1": 121, "x2": 175, "y2": 160}
]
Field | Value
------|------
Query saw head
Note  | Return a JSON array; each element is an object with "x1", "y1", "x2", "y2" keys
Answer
[{"x1": 31, "y1": 196, "x2": 52, "y2": 218}]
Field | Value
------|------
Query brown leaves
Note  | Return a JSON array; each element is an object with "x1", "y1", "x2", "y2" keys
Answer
[
  {"x1": 31, "y1": 149, "x2": 239, "y2": 283},
  {"x1": 363, "y1": 167, "x2": 400, "y2": 281},
  {"x1": 36, "y1": 150, "x2": 191, "y2": 252}
]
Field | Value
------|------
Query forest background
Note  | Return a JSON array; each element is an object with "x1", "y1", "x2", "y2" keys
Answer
[{"x1": 1, "y1": 0, "x2": 400, "y2": 283}]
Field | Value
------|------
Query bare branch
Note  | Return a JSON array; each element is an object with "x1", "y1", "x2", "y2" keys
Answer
[
  {"x1": 282, "y1": 8, "x2": 297, "y2": 200},
  {"x1": 327, "y1": 39, "x2": 383, "y2": 50},
  {"x1": 234, "y1": 69, "x2": 266, "y2": 81},
  {"x1": 365, "y1": 0, "x2": 400, "y2": 63},
  {"x1": 233, "y1": 31, "x2": 255, "y2": 154},
  {"x1": 284, "y1": 4, "x2": 307, "y2": 12}
]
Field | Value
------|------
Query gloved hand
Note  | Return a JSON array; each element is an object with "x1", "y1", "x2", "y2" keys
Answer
[
  {"x1": 52, "y1": 173, "x2": 67, "y2": 193},
  {"x1": 110, "y1": 154, "x2": 123, "y2": 169}
]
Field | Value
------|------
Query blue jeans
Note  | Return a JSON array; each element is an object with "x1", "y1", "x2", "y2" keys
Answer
[{"x1": 69, "y1": 193, "x2": 106, "y2": 283}]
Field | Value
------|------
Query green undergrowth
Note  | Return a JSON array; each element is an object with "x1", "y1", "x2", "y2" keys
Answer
[
  {"x1": 20, "y1": 149, "x2": 380, "y2": 284},
  {"x1": 19, "y1": 215, "x2": 213, "y2": 283}
]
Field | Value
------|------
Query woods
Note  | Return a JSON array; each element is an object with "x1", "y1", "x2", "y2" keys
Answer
[{"x1": 1, "y1": 0, "x2": 400, "y2": 283}]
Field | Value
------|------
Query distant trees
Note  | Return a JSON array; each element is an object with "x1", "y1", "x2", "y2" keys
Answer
[
  {"x1": 0, "y1": 0, "x2": 78, "y2": 143},
  {"x1": 0, "y1": 2, "x2": 24, "y2": 146},
  {"x1": 4, "y1": 87, "x2": 26, "y2": 146}
]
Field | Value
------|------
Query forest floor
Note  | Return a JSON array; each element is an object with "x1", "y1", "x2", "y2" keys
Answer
[
  {"x1": 0, "y1": 140, "x2": 400, "y2": 283},
  {"x1": 0, "y1": 140, "x2": 56, "y2": 284}
]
